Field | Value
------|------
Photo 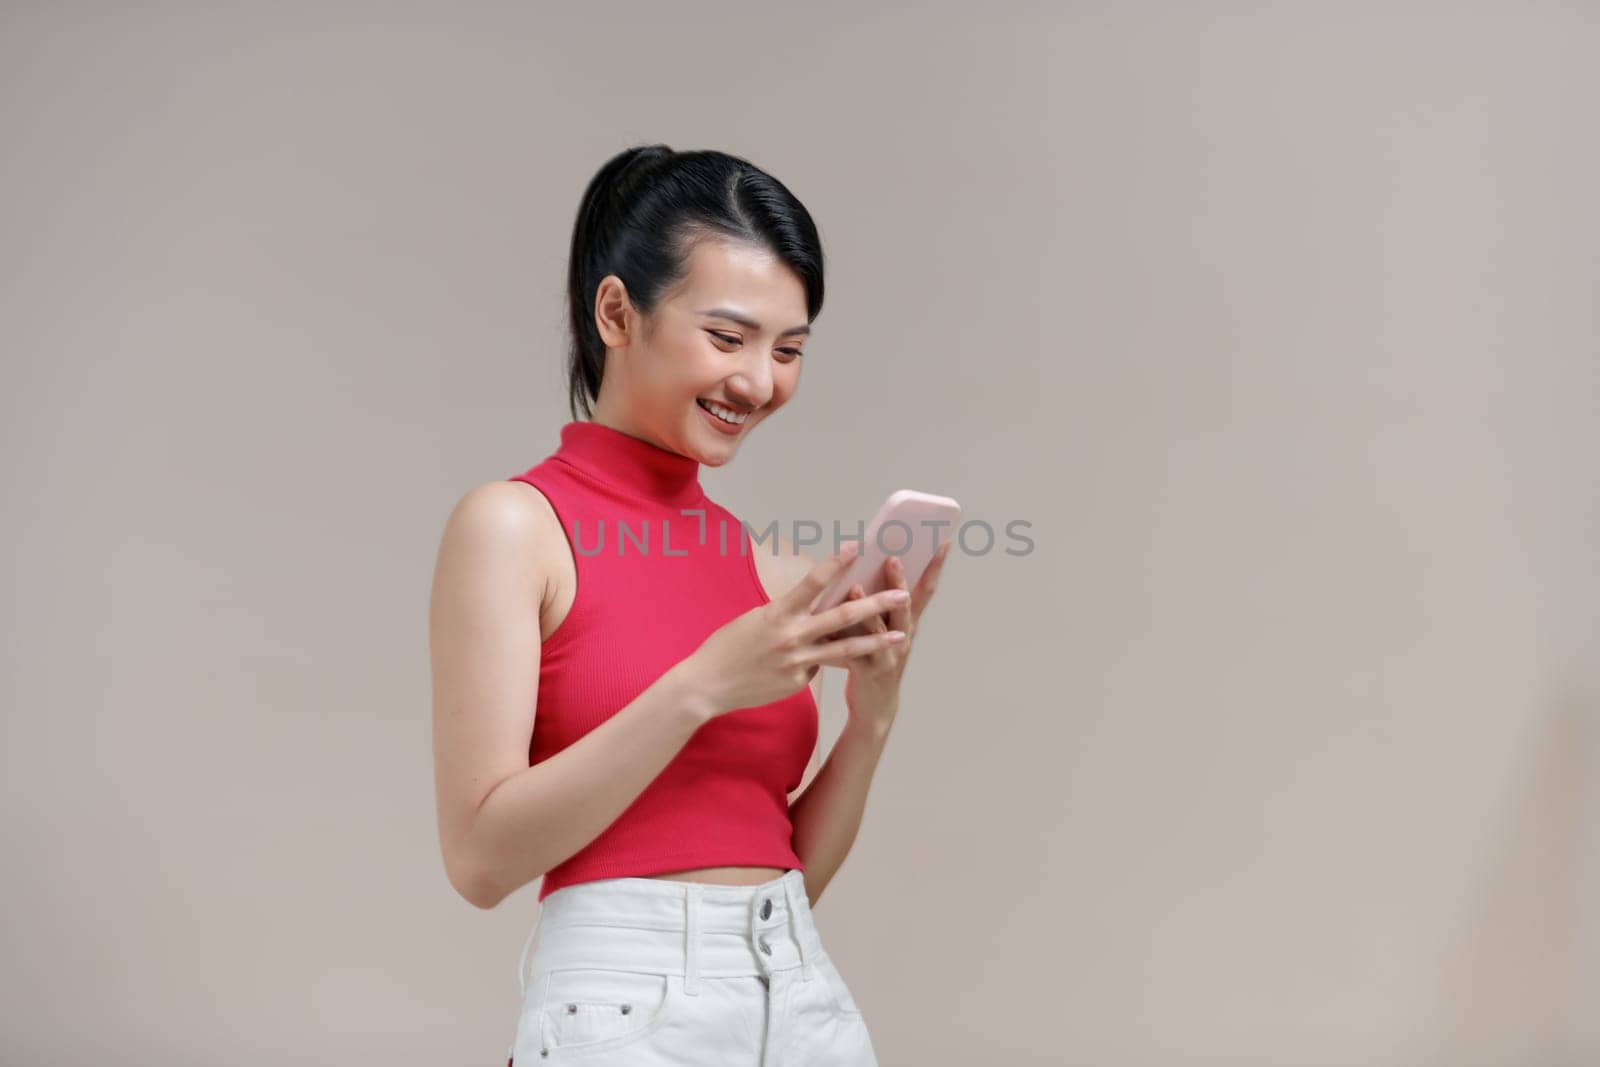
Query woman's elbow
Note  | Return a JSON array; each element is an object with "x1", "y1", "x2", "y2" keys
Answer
[{"x1": 444, "y1": 842, "x2": 506, "y2": 910}]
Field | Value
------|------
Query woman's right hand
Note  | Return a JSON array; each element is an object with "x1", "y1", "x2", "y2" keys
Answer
[{"x1": 686, "y1": 543, "x2": 912, "y2": 718}]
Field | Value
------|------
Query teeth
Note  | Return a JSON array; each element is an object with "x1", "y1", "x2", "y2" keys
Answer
[{"x1": 699, "y1": 399, "x2": 747, "y2": 425}]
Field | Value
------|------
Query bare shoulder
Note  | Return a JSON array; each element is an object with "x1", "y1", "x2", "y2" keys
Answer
[
  {"x1": 444, "y1": 478, "x2": 558, "y2": 545},
  {"x1": 434, "y1": 479, "x2": 563, "y2": 592}
]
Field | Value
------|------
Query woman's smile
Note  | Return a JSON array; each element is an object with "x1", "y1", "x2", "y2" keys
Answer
[{"x1": 697, "y1": 397, "x2": 750, "y2": 433}]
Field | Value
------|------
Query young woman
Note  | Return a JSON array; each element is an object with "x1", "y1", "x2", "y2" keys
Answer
[{"x1": 429, "y1": 144, "x2": 950, "y2": 1065}]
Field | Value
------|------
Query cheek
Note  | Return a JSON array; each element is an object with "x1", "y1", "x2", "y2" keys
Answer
[
  {"x1": 771, "y1": 367, "x2": 802, "y2": 405},
  {"x1": 680, "y1": 347, "x2": 730, "y2": 388}
]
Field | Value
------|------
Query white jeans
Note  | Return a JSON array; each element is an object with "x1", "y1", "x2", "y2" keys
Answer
[{"x1": 507, "y1": 868, "x2": 878, "y2": 1065}]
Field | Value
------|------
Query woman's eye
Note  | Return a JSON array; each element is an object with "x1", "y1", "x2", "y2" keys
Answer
[{"x1": 708, "y1": 331, "x2": 802, "y2": 362}]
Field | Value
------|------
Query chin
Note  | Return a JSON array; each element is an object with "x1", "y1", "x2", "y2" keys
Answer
[{"x1": 691, "y1": 431, "x2": 742, "y2": 466}]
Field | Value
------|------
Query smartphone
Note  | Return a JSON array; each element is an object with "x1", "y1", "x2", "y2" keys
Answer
[{"x1": 812, "y1": 489, "x2": 962, "y2": 617}]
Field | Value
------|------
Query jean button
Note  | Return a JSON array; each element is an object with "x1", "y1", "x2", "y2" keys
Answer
[{"x1": 760, "y1": 898, "x2": 772, "y2": 919}]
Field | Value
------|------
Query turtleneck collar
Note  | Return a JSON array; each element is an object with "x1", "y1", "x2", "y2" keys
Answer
[{"x1": 549, "y1": 420, "x2": 705, "y2": 507}]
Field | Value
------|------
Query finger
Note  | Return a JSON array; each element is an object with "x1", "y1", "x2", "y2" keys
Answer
[
  {"x1": 811, "y1": 585, "x2": 900, "y2": 637},
  {"x1": 802, "y1": 585, "x2": 909, "y2": 641},
  {"x1": 781, "y1": 541, "x2": 861, "y2": 613},
  {"x1": 852, "y1": 583, "x2": 886, "y2": 633},
  {"x1": 807, "y1": 628, "x2": 906, "y2": 667},
  {"x1": 820, "y1": 585, "x2": 874, "y2": 641},
  {"x1": 884, "y1": 556, "x2": 912, "y2": 634},
  {"x1": 832, "y1": 585, "x2": 883, "y2": 659},
  {"x1": 910, "y1": 541, "x2": 952, "y2": 620},
  {"x1": 841, "y1": 585, "x2": 886, "y2": 665}
]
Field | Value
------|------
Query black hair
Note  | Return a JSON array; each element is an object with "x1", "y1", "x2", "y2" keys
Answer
[{"x1": 564, "y1": 144, "x2": 826, "y2": 422}]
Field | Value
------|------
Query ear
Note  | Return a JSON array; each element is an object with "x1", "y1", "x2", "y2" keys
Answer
[{"x1": 593, "y1": 274, "x2": 636, "y2": 349}]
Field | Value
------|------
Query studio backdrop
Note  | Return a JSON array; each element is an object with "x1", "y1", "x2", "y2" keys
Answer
[{"x1": 2, "y1": 5, "x2": 1595, "y2": 1065}]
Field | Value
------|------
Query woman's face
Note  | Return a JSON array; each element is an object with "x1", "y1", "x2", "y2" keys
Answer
[{"x1": 591, "y1": 237, "x2": 810, "y2": 466}]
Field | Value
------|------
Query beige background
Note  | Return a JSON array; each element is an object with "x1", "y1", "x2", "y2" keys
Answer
[{"x1": 3, "y1": 5, "x2": 1595, "y2": 1065}]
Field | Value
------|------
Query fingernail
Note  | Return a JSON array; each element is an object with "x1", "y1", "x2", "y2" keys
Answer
[
  {"x1": 889, "y1": 589, "x2": 910, "y2": 601},
  {"x1": 886, "y1": 631, "x2": 906, "y2": 641}
]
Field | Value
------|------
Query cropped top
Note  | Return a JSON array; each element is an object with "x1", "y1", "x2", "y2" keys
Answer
[{"x1": 507, "y1": 419, "x2": 818, "y2": 901}]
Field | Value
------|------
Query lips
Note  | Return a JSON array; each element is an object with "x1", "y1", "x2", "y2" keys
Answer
[{"x1": 697, "y1": 398, "x2": 745, "y2": 428}]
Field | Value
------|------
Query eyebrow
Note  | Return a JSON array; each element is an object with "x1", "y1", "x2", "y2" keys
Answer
[{"x1": 698, "y1": 307, "x2": 811, "y2": 338}]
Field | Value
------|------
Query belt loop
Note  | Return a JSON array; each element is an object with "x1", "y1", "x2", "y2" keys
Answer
[
  {"x1": 782, "y1": 872, "x2": 814, "y2": 981},
  {"x1": 685, "y1": 883, "x2": 704, "y2": 996}
]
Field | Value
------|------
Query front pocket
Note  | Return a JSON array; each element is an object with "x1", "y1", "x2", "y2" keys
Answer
[{"x1": 539, "y1": 967, "x2": 678, "y2": 1058}]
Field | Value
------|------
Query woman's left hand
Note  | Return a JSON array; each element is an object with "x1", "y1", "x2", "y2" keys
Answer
[{"x1": 838, "y1": 541, "x2": 952, "y2": 731}]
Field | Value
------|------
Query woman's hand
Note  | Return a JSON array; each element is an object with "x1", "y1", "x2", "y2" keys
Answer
[
  {"x1": 837, "y1": 541, "x2": 952, "y2": 732},
  {"x1": 687, "y1": 542, "x2": 912, "y2": 719}
]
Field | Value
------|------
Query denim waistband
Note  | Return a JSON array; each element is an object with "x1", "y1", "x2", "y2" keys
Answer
[{"x1": 518, "y1": 868, "x2": 820, "y2": 997}]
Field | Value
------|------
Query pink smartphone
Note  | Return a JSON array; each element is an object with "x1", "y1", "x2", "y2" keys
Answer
[{"x1": 812, "y1": 489, "x2": 962, "y2": 616}]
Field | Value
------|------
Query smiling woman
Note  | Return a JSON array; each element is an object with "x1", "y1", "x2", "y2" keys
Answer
[
  {"x1": 428, "y1": 144, "x2": 911, "y2": 1066},
  {"x1": 572, "y1": 217, "x2": 818, "y2": 462}
]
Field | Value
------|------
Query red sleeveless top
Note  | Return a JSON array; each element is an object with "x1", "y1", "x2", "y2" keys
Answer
[{"x1": 508, "y1": 420, "x2": 817, "y2": 901}]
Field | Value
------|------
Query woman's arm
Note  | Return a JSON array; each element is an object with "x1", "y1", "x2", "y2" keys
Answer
[
  {"x1": 429, "y1": 481, "x2": 715, "y2": 910},
  {"x1": 786, "y1": 668, "x2": 823, "y2": 805},
  {"x1": 792, "y1": 537, "x2": 950, "y2": 905},
  {"x1": 789, "y1": 712, "x2": 891, "y2": 907},
  {"x1": 766, "y1": 544, "x2": 893, "y2": 906}
]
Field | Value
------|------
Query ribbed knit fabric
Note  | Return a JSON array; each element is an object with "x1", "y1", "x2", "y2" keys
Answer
[{"x1": 508, "y1": 420, "x2": 817, "y2": 901}]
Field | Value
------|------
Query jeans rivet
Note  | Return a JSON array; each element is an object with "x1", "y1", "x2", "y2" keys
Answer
[
  {"x1": 565, "y1": 1003, "x2": 577, "y2": 1013},
  {"x1": 620, "y1": 1004, "x2": 631, "y2": 1014}
]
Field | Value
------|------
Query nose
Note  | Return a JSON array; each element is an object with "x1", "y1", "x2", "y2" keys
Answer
[{"x1": 724, "y1": 349, "x2": 774, "y2": 410}]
